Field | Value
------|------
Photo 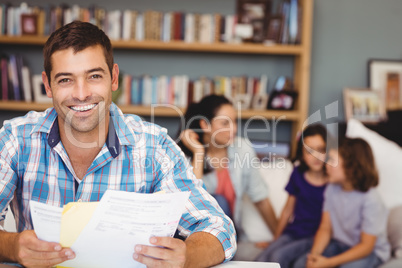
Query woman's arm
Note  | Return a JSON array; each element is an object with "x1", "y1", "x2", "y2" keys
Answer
[
  {"x1": 274, "y1": 195, "x2": 296, "y2": 239},
  {"x1": 255, "y1": 198, "x2": 278, "y2": 235},
  {"x1": 323, "y1": 232, "x2": 376, "y2": 267}
]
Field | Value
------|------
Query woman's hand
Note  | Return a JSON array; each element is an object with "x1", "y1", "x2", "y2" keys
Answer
[
  {"x1": 307, "y1": 253, "x2": 333, "y2": 268},
  {"x1": 180, "y1": 130, "x2": 204, "y2": 154}
]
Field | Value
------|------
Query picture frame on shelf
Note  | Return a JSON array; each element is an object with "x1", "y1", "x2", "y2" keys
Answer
[
  {"x1": 343, "y1": 88, "x2": 387, "y2": 124},
  {"x1": 21, "y1": 14, "x2": 38, "y2": 35},
  {"x1": 236, "y1": 0, "x2": 271, "y2": 43},
  {"x1": 233, "y1": 94, "x2": 253, "y2": 110},
  {"x1": 368, "y1": 59, "x2": 402, "y2": 110},
  {"x1": 251, "y1": 94, "x2": 269, "y2": 110},
  {"x1": 267, "y1": 90, "x2": 297, "y2": 110},
  {"x1": 264, "y1": 15, "x2": 283, "y2": 44},
  {"x1": 32, "y1": 75, "x2": 52, "y2": 103}
]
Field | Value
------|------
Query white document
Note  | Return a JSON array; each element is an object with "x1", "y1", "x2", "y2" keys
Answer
[
  {"x1": 59, "y1": 190, "x2": 190, "y2": 268},
  {"x1": 30, "y1": 200, "x2": 62, "y2": 243}
]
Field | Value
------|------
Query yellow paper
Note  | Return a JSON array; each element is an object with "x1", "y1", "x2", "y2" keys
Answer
[{"x1": 59, "y1": 202, "x2": 99, "y2": 248}]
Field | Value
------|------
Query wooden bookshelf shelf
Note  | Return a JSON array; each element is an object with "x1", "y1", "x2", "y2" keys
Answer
[
  {"x1": 0, "y1": 36, "x2": 303, "y2": 55},
  {"x1": 0, "y1": 0, "x2": 313, "y2": 156},
  {"x1": 0, "y1": 101, "x2": 301, "y2": 121}
]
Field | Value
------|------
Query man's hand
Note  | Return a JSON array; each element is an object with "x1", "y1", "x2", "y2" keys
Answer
[
  {"x1": 14, "y1": 230, "x2": 75, "y2": 268},
  {"x1": 133, "y1": 236, "x2": 186, "y2": 268}
]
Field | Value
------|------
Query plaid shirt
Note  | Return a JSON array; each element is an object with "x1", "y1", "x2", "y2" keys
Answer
[{"x1": 0, "y1": 103, "x2": 236, "y2": 261}]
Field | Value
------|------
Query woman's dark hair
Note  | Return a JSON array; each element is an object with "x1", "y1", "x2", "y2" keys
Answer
[
  {"x1": 338, "y1": 138, "x2": 378, "y2": 192},
  {"x1": 43, "y1": 21, "x2": 113, "y2": 84},
  {"x1": 294, "y1": 124, "x2": 328, "y2": 172},
  {"x1": 177, "y1": 94, "x2": 232, "y2": 158}
]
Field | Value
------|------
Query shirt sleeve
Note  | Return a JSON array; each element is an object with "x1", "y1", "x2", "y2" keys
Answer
[
  {"x1": 285, "y1": 167, "x2": 299, "y2": 196},
  {"x1": 153, "y1": 131, "x2": 237, "y2": 262},
  {"x1": 0, "y1": 124, "x2": 19, "y2": 227},
  {"x1": 323, "y1": 184, "x2": 334, "y2": 213},
  {"x1": 361, "y1": 189, "x2": 388, "y2": 236}
]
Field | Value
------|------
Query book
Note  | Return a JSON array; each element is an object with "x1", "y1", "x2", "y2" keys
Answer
[
  {"x1": 8, "y1": 55, "x2": 21, "y2": 101},
  {"x1": 1, "y1": 57, "x2": 8, "y2": 100},
  {"x1": 21, "y1": 66, "x2": 32, "y2": 102}
]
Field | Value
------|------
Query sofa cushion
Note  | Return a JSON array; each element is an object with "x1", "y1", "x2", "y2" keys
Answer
[
  {"x1": 346, "y1": 119, "x2": 402, "y2": 209},
  {"x1": 388, "y1": 205, "x2": 402, "y2": 258},
  {"x1": 240, "y1": 159, "x2": 293, "y2": 242}
]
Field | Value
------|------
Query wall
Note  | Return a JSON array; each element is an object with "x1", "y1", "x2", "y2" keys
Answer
[
  {"x1": 1, "y1": 0, "x2": 402, "y2": 141},
  {"x1": 309, "y1": 0, "x2": 402, "y2": 121}
]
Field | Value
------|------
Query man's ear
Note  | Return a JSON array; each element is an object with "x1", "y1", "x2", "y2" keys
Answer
[
  {"x1": 111, "y1": 63, "x2": 119, "y2": 92},
  {"x1": 42, "y1": 71, "x2": 52, "y2": 98}
]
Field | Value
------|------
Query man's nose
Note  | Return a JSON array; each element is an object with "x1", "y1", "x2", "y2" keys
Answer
[{"x1": 71, "y1": 80, "x2": 91, "y2": 101}]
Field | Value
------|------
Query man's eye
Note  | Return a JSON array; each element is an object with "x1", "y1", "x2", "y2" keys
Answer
[
  {"x1": 91, "y1": 74, "x2": 102, "y2": 79},
  {"x1": 58, "y1": 78, "x2": 70, "y2": 84}
]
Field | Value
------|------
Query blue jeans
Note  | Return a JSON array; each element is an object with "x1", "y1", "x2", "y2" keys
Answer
[
  {"x1": 255, "y1": 234, "x2": 314, "y2": 268},
  {"x1": 293, "y1": 239, "x2": 383, "y2": 268},
  {"x1": 212, "y1": 194, "x2": 232, "y2": 218}
]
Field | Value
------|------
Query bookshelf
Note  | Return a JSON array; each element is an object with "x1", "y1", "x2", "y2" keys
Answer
[{"x1": 0, "y1": 0, "x2": 313, "y2": 156}]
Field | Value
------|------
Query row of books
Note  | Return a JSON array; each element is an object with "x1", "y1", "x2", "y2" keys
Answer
[
  {"x1": 116, "y1": 74, "x2": 268, "y2": 109},
  {"x1": 0, "y1": 54, "x2": 33, "y2": 102},
  {"x1": 0, "y1": 1, "x2": 302, "y2": 44},
  {"x1": 0, "y1": 52, "x2": 270, "y2": 109},
  {"x1": 0, "y1": 3, "x2": 239, "y2": 43}
]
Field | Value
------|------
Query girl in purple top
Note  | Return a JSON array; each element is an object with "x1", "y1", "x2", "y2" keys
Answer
[
  {"x1": 255, "y1": 124, "x2": 328, "y2": 268},
  {"x1": 294, "y1": 138, "x2": 390, "y2": 268}
]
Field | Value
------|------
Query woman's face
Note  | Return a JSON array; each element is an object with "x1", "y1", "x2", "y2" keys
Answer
[
  {"x1": 302, "y1": 134, "x2": 326, "y2": 172},
  {"x1": 205, "y1": 104, "x2": 237, "y2": 148}
]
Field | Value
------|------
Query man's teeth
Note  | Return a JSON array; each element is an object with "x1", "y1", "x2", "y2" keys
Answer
[{"x1": 70, "y1": 104, "x2": 96, "y2": 112}]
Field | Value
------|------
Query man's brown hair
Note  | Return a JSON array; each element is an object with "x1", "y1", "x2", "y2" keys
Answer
[
  {"x1": 339, "y1": 138, "x2": 378, "y2": 192},
  {"x1": 43, "y1": 21, "x2": 113, "y2": 83}
]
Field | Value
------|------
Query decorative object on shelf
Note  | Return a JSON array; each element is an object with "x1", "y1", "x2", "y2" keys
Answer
[
  {"x1": 32, "y1": 75, "x2": 51, "y2": 103},
  {"x1": 251, "y1": 94, "x2": 269, "y2": 110},
  {"x1": 343, "y1": 88, "x2": 387, "y2": 124},
  {"x1": 236, "y1": 0, "x2": 271, "y2": 43},
  {"x1": 21, "y1": 14, "x2": 38, "y2": 35},
  {"x1": 233, "y1": 94, "x2": 253, "y2": 110},
  {"x1": 267, "y1": 75, "x2": 296, "y2": 110},
  {"x1": 264, "y1": 15, "x2": 283, "y2": 44},
  {"x1": 273, "y1": 75, "x2": 293, "y2": 91},
  {"x1": 267, "y1": 90, "x2": 297, "y2": 110},
  {"x1": 368, "y1": 59, "x2": 402, "y2": 111}
]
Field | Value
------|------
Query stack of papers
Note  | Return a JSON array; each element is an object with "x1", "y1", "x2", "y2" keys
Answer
[{"x1": 30, "y1": 190, "x2": 190, "y2": 268}]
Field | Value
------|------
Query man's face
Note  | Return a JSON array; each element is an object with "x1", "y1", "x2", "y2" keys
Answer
[{"x1": 42, "y1": 45, "x2": 118, "y2": 136}]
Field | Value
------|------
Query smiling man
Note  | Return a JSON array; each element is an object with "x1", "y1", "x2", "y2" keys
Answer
[{"x1": 0, "y1": 21, "x2": 236, "y2": 268}]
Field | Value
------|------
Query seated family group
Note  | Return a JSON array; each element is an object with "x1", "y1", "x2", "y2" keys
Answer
[{"x1": 0, "y1": 21, "x2": 390, "y2": 268}]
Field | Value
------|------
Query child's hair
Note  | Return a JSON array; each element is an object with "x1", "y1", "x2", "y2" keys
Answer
[
  {"x1": 295, "y1": 124, "x2": 328, "y2": 172},
  {"x1": 338, "y1": 138, "x2": 378, "y2": 192},
  {"x1": 177, "y1": 94, "x2": 232, "y2": 158}
]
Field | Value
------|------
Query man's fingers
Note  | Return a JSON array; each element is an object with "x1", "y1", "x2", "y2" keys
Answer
[
  {"x1": 19, "y1": 248, "x2": 75, "y2": 268},
  {"x1": 134, "y1": 244, "x2": 170, "y2": 260},
  {"x1": 18, "y1": 230, "x2": 61, "y2": 252},
  {"x1": 133, "y1": 253, "x2": 165, "y2": 268},
  {"x1": 149, "y1": 236, "x2": 184, "y2": 250},
  {"x1": 33, "y1": 248, "x2": 75, "y2": 261}
]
